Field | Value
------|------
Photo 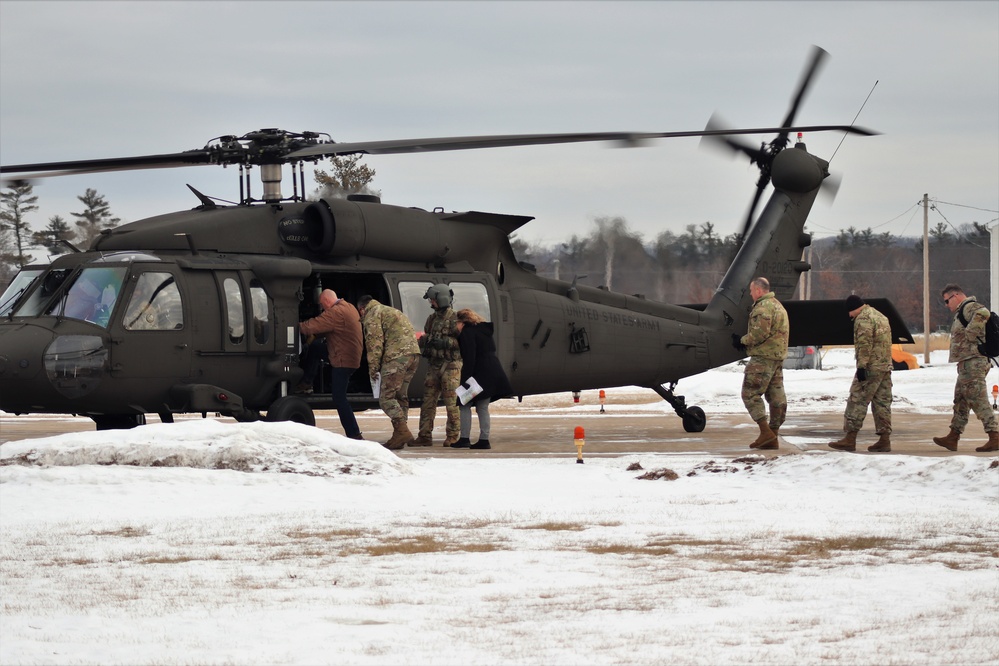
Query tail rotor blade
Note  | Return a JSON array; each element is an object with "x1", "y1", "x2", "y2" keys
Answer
[{"x1": 780, "y1": 45, "x2": 829, "y2": 131}]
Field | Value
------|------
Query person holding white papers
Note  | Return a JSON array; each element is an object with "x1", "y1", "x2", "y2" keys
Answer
[{"x1": 451, "y1": 308, "x2": 513, "y2": 449}]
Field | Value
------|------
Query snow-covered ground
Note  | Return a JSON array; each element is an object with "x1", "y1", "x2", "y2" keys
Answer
[{"x1": 1, "y1": 349, "x2": 997, "y2": 665}]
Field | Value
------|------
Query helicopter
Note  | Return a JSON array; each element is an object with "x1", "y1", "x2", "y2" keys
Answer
[{"x1": 0, "y1": 46, "x2": 913, "y2": 433}]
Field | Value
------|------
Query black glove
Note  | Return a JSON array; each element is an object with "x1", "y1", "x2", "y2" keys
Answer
[
  {"x1": 855, "y1": 368, "x2": 868, "y2": 382},
  {"x1": 429, "y1": 338, "x2": 447, "y2": 350},
  {"x1": 731, "y1": 333, "x2": 747, "y2": 352}
]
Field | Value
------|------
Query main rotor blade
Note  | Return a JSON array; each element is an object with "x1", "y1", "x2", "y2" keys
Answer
[
  {"x1": 284, "y1": 125, "x2": 876, "y2": 159},
  {"x1": 0, "y1": 150, "x2": 214, "y2": 177},
  {"x1": 1, "y1": 121, "x2": 877, "y2": 179}
]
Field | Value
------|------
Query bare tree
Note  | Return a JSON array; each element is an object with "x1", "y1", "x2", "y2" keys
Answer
[{"x1": 313, "y1": 154, "x2": 380, "y2": 199}]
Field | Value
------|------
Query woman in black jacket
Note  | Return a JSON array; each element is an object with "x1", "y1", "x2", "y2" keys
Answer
[{"x1": 451, "y1": 308, "x2": 513, "y2": 449}]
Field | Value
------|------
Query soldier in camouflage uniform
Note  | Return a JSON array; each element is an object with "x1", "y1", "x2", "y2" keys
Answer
[
  {"x1": 733, "y1": 277, "x2": 789, "y2": 450},
  {"x1": 829, "y1": 295, "x2": 894, "y2": 452},
  {"x1": 357, "y1": 295, "x2": 421, "y2": 450},
  {"x1": 411, "y1": 285, "x2": 463, "y2": 447},
  {"x1": 933, "y1": 284, "x2": 998, "y2": 453}
]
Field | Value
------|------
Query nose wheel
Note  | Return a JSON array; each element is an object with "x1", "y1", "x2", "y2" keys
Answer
[{"x1": 653, "y1": 383, "x2": 706, "y2": 433}]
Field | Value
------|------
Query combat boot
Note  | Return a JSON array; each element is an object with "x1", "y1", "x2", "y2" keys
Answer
[
  {"x1": 828, "y1": 431, "x2": 858, "y2": 452},
  {"x1": 749, "y1": 419, "x2": 778, "y2": 450},
  {"x1": 442, "y1": 435, "x2": 460, "y2": 447},
  {"x1": 384, "y1": 421, "x2": 414, "y2": 450},
  {"x1": 932, "y1": 428, "x2": 960, "y2": 452},
  {"x1": 867, "y1": 433, "x2": 891, "y2": 453},
  {"x1": 408, "y1": 433, "x2": 433, "y2": 447},
  {"x1": 976, "y1": 430, "x2": 999, "y2": 453}
]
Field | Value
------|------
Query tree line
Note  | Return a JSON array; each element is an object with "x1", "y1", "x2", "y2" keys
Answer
[
  {"x1": 0, "y1": 182, "x2": 120, "y2": 284},
  {"x1": 510, "y1": 217, "x2": 993, "y2": 334}
]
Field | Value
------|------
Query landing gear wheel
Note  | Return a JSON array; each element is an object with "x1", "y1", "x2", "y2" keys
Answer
[
  {"x1": 265, "y1": 396, "x2": 315, "y2": 426},
  {"x1": 682, "y1": 406, "x2": 706, "y2": 433}
]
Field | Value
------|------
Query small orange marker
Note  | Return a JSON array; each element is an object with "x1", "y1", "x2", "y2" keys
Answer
[
  {"x1": 574, "y1": 426, "x2": 585, "y2": 464},
  {"x1": 599, "y1": 390, "x2": 606, "y2": 414},
  {"x1": 572, "y1": 390, "x2": 581, "y2": 404},
  {"x1": 992, "y1": 384, "x2": 998, "y2": 409}
]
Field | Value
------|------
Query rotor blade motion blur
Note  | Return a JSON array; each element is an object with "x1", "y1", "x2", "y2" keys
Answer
[{"x1": 1, "y1": 125, "x2": 876, "y2": 179}]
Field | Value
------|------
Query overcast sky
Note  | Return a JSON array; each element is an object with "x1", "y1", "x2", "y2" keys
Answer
[{"x1": 1, "y1": 1, "x2": 997, "y2": 248}]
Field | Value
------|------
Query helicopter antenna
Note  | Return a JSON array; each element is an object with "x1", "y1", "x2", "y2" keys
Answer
[
  {"x1": 57, "y1": 239, "x2": 81, "y2": 253},
  {"x1": 829, "y1": 80, "x2": 878, "y2": 165}
]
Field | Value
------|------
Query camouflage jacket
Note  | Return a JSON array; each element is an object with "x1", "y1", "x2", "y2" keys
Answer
[
  {"x1": 949, "y1": 296, "x2": 991, "y2": 363},
  {"x1": 360, "y1": 299, "x2": 420, "y2": 379},
  {"x1": 421, "y1": 307, "x2": 461, "y2": 363},
  {"x1": 741, "y1": 292, "x2": 789, "y2": 361},
  {"x1": 853, "y1": 304, "x2": 892, "y2": 373}
]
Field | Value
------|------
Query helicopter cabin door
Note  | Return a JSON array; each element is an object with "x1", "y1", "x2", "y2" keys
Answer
[
  {"x1": 107, "y1": 267, "x2": 192, "y2": 405},
  {"x1": 384, "y1": 274, "x2": 500, "y2": 402}
]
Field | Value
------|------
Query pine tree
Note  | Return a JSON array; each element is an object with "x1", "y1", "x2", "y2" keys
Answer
[
  {"x1": 0, "y1": 181, "x2": 38, "y2": 269},
  {"x1": 71, "y1": 188, "x2": 120, "y2": 246},
  {"x1": 32, "y1": 215, "x2": 77, "y2": 255}
]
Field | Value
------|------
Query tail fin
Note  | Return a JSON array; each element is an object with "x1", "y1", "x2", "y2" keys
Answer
[{"x1": 705, "y1": 140, "x2": 825, "y2": 329}]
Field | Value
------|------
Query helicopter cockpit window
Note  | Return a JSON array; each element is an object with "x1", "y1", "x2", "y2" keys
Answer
[
  {"x1": 249, "y1": 279, "x2": 270, "y2": 345},
  {"x1": 223, "y1": 278, "x2": 245, "y2": 344},
  {"x1": 123, "y1": 272, "x2": 183, "y2": 331},
  {"x1": 11, "y1": 268, "x2": 72, "y2": 317},
  {"x1": 449, "y1": 282, "x2": 491, "y2": 321},
  {"x1": 45, "y1": 266, "x2": 127, "y2": 328},
  {"x1": 397, "y1": 281, "x2": 435, "y2": 330},
  {"x1": 0, "y1": 266, "x2": 47, "y2": 317}
]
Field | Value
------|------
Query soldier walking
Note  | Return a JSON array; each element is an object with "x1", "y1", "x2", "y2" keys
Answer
[
  {"x1": 828, "y1": 295, "x2": 893, "y2": 452},
  {"x1": 933, "y1": 284, "x2": 999, "y2": 452},
  {"x1": 411, "y1": 285, "x2": 462, "y2": 447},
  {"x1": 733, "y1": 277, "x2": 789, "y2": 450},
  {"x1": 357, "y1": 295, "x2": 421, "y2": 450}
]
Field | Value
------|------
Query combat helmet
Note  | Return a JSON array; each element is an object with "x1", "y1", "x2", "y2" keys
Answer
[{"x1": 424, "y1": 284, "x2": 454, "y2": 309}]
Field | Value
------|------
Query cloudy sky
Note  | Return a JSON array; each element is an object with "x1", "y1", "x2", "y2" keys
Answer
[{"x1": 1, "y1": 1, "x2": 996, "y2": 247}]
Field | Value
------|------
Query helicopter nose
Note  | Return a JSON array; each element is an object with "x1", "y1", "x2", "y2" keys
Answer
[
  {"x1": 0, "y1": 324, "x2": 108, "y2": 411},
  {"x1": 0, "y1": 322, "x2": 53, "y2": 381}
]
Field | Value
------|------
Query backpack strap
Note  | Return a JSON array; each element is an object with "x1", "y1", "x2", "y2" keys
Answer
[{"x1": 956, "y1": 299, "x2": 976, "y2": 328}]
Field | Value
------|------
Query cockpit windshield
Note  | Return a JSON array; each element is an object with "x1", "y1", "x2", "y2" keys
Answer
[
  {"x1": 0, "y1": 266, "x2": 47, "y2": 316},
  {"x1": 11, "y1": 265, "x2": 128, "y2": 328},
  {"x1": 46, "y1": 267, "x2": 128, "y2": 327}
]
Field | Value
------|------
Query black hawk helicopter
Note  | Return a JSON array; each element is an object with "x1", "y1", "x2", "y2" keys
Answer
[{"x1": 0, "y1": 47, "x2": 912, "y2": 432}]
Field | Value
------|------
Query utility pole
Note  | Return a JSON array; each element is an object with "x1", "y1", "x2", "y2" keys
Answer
[{"x1": 922, "y1": 193, "x2": 930, "y2": 365}]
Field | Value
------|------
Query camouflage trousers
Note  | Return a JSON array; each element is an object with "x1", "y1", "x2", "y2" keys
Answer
[
  {"x1": 378, "y1": 353, "x2": 419, "y2": 425},
  {"x1": 843, "y1": 370, "x2": 893, "y2": 434},
  {"x1": 741, "y1": 357, "x2": 787, "y2": 428},
  {"x1": 419, "y1": 360, "x2": 461, "y2": 439},
  {"x1": 949, "y1": 356, "x2": 998, "y2": 434}
]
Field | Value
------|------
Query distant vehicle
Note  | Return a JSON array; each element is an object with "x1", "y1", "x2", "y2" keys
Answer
[
  {"x1": 784, "y1": 345, "x2": 823, "y2": 370},
  {"x1": 891, "y1": 345, "x2": 919, "y2": 370}
]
